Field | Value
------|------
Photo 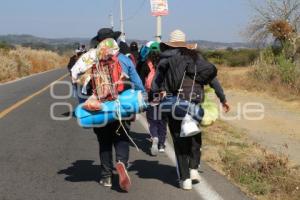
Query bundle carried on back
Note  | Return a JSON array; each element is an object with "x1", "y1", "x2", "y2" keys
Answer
[
  {"x1": 71, "y1": 38, "x2": 147, "y2": 127},
  {"x1": 91, "y1": 39, "x2": 125, "y2": 102}
]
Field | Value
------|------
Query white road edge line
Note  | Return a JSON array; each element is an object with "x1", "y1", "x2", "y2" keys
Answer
[
  {"x1": 136, "y1": 114, "x2": 224, "y2": 200},
  {"x1": 0, "y1": 67, "x2": 63, "y2": 86}
]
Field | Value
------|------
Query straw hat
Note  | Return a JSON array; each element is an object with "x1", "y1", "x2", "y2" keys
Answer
[{"x1": 161, "y1": 29, "x2": 197, "y2": 50}]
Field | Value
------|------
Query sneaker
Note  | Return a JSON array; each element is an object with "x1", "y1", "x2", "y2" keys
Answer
[
  {"x1": 99, "y1": 176, "x2": 112, "y2": 187},
  {"x1": 151, "y1": 137, "x2": 159, "y2": 156},
  {"x1": 158, "y1": 144, "x2": 165, "y2": 153},
  {"x1": 190, "y1": 169, "x2": 201, "y2": 182},
  {"x1": 115, "y1": 161, "x2": 131, "y2": 192},
  {"x1": 180, "y1": 179, "x2": 192, "y2": 190}
]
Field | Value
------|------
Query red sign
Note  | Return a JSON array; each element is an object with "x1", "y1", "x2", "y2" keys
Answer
[{"x1": 150, "y1": 0, "x2": 168, "y2": 16}]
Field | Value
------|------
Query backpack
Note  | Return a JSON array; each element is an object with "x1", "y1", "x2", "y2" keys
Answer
[
  {"x1": 178, "y1": 56, "x2": 217, "y2": 103},
  {"x1": 145, "y1": 60, "x2": 156, "y2": 92},
  {"x1": 190, "y1": 57, "x2": 218, "y2": 86},
  {"x1": 180, "y1": 76, "x2": 204, "y2": 103}
]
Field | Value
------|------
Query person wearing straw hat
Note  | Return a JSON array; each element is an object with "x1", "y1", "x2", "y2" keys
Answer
[{"x1": 151, "y1": 29, "x2": 229, "y2": 190}]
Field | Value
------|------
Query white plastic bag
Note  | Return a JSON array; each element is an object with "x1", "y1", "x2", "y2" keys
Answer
[{"x1": 180, "y1": 114, "x2": 201, "y2": 137}]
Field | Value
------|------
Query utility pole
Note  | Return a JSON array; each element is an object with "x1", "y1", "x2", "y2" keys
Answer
[
  {"x1": 120, "y1": 0, "x2": 125, "y2": 41},
  {"x1": 156, "y1": 16, "x2": 162, "y2": 42},
  {"x1": 109, "y1": 13, "x2": 114, "y2": 30}
]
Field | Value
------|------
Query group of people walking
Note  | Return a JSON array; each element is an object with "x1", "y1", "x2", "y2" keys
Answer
[{"x1": 68, "y1": 27, "x2": 230, "y2": 192}]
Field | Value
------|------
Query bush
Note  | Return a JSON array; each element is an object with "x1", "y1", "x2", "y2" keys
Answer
[
  {"x1": 250, "y1": 47, "x2": 300, "y2": 93},
  {"x1": 293, "y1": 37, "x2": 300, "y2": 67},
  {"x1": 276, "y1": 54, "x2": 297, "y2": 86},
  {"x1": 0, "y1": 41, "x2": 14, "y2": 51},
  {"x1": 202, "y1": 49, "x2": 260, "y2": 67}
]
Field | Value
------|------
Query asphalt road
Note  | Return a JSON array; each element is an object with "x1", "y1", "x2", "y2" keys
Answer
[{"x1": 0, "y1": 69, "x2": 251, "y2": 200}]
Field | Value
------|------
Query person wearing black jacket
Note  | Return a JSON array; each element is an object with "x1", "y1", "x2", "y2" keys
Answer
[
  {"x1": 151, "y1": 30, "x2": 229, "y2": 190},
  {"x1": 130, "y1": 41, "x2": 139, "y2": 63}
]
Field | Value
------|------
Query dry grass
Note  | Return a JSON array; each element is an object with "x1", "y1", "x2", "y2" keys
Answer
[
  {"x1": 0, "y1": 46, "x2": 68, "y2": 83},
  {"x1": 202, "y1": 120, "x2": 300, "y2": 200},
  {"x1": 217, "y1": 66, "x2": 300, "y2": 102}
]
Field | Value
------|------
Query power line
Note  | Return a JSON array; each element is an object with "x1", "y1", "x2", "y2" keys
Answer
[{"x1": 124, "y1": 0, "x2": 147, "y2": 21}]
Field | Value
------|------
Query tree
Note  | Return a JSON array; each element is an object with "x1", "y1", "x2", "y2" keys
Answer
[{"x1": 246, "y1": 0, "x2": 300, "y2": 44}]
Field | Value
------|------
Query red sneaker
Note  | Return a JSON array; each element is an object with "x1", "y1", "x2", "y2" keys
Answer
[{"x1": 115, "y1": 161, "x2": 131, "y2": 192}]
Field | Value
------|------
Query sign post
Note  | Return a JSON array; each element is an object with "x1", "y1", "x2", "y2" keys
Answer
[{"x1": 150, "y1": 0, "x2": 169, "y2": 42}]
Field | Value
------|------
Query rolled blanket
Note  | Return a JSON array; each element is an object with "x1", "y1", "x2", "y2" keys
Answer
[{"x1": 75, "y1": 89, "x2": 147, "y2": 128}]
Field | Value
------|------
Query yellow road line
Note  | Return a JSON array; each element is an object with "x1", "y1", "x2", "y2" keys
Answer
[{"x1": 0, "y1": 74, "x2": 69, "y2": 119}]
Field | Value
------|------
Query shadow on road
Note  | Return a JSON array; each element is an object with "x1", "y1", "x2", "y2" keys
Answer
[
  {"x1": 129, "y1": 160, "x2": 178, "y2": 188},
  {"x1": 57, "y1": 132, "x2": 178, "y2": 190},
  {"x1": 61, "y1": 111, "x2": 76, "y2": 118},
  {"x1": 57, "y1": 159, "x2": 178, "y2": 191},
  {"x1": 57, "y1": 160, "x2": 100, "y2": 182},
  {"x1": 129, "y1": 132, "x2": 152, "y2": 156}
]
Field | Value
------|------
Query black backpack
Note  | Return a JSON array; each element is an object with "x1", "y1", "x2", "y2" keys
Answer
[
  {"x1": 187, "y1": 56, "x2": 217, "y2": 85},
  {"x1": 179, "y1": 57, "x2": 217, "y2": 103}
]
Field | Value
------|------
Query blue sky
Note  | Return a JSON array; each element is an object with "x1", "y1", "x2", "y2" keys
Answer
[{"x1": 0, "y1": 0, "x2": 256, "y2": 42}]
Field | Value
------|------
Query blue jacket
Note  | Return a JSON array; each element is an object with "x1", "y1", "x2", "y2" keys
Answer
[{"x1": 118, "y1": 53, "x2": 145, "y2": 92}]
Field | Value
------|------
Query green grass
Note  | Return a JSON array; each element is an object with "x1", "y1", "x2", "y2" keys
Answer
[{"x1": 202, "y1": 49, "x2": 260, "y2": 67}]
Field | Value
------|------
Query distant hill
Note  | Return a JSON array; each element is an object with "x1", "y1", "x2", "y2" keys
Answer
[
  {"x1": 0, "y1": 34, "x2": 255, "y2": 50},
  {"x1": 0, "y1": 34, "x2": 89, "y2": 45},
  {"x1": 0, "y1": 34, "x2": 90, "y2": 54},
  {"x1": 191, "y1": 40, "x2": 256, "y2": 50}
]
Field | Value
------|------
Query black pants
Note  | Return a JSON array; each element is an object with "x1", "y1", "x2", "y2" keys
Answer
[
  {"x1": 93, "y1": 121, "x2": 130, "y2": 178},
  {"x1": 168, "y1": 117, "x2": 191, "y2": 180},
  {"x1": 167, "y1": 118, "x2": 202, "y2": 180},
  {"x1": 161, "y1": 96, "x2": 203, "y2": 180},
  {"x1": 190, "y1": 133, "x2": 202, "y2": 169}
]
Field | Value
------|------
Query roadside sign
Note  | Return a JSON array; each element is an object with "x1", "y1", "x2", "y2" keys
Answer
[{"x1": 150, "y1": 0, "x2": 168, "y2": 16}]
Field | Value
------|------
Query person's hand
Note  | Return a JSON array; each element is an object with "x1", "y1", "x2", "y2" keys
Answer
[
  {"x1": 159, "y1": 91, "x2": 167, "y2": 99},
  {"x1": 120, "y1": 72, "x2": 129, "y2": 80},
  {"x1": 150, "y1": 91, "x2": 166, "y2": 105},
  {"x1": 151, "y1": 97, "x2": 161, "y2": 105},
  {"x1": 222, "y1": 102, "x2": 230, "y2": 113}
]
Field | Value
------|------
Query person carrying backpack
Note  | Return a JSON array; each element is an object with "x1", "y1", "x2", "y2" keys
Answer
[
  {"x1": 151, "y1": 29, "x2": 229, "y2": 190},
  {"x1": 136, "y1": 41, "x2": 167, "y2": 155},
  {"x1": 71, "y1": 28, "x2": 145, "y2": 192}
]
